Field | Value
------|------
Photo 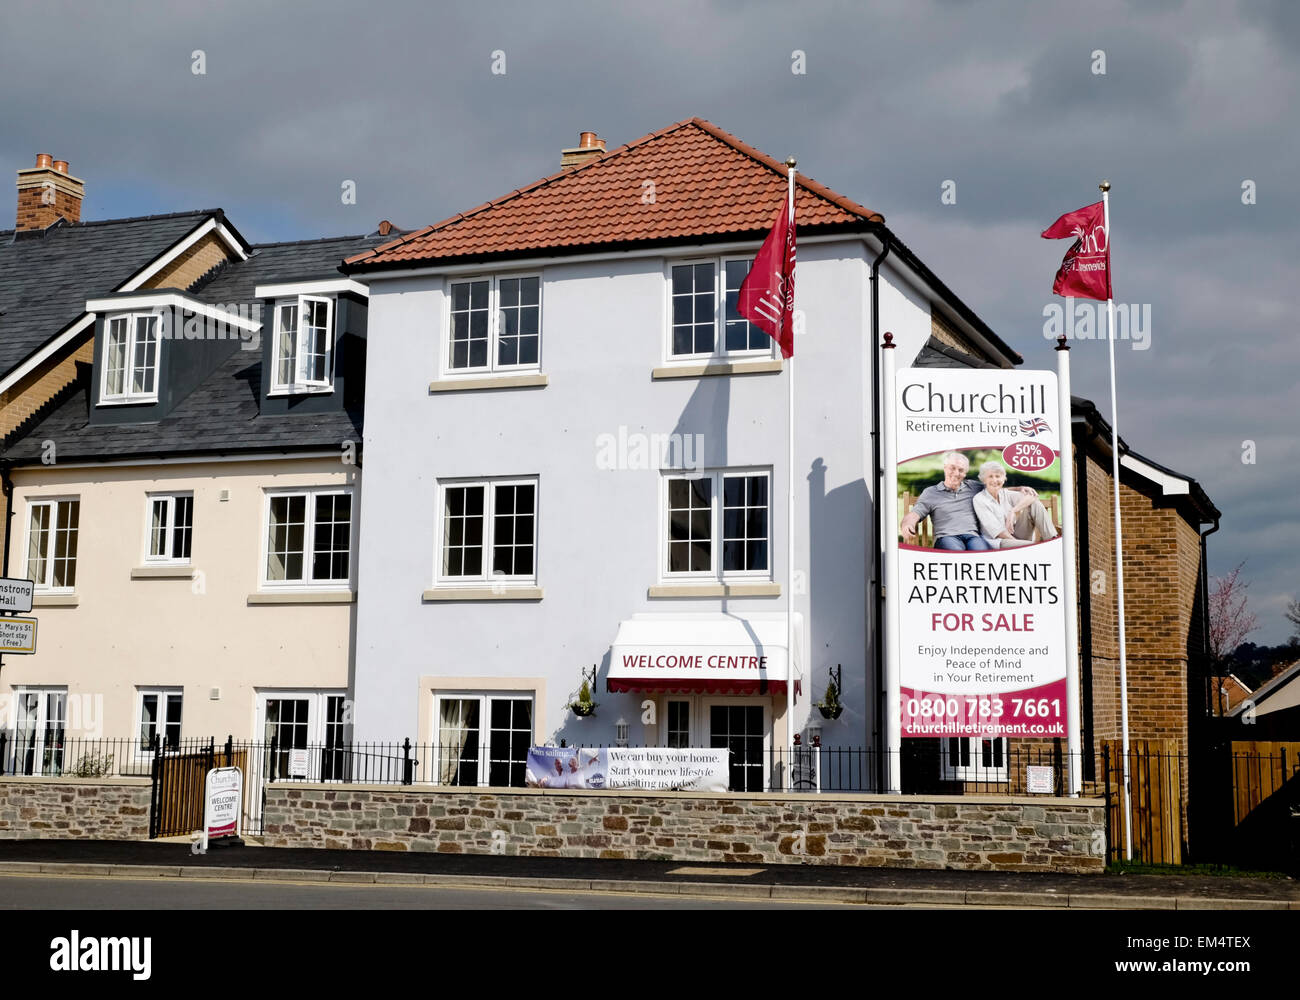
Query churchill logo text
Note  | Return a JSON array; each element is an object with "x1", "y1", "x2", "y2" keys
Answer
[
  {"x1": 49, "y1": 931, "x2": 151, "y2": 980},
  {"x1": 899, "y1": 381, "x2": 1048, "y2": 416}
]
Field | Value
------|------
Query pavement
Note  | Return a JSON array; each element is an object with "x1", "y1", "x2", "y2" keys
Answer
[{"x1": 0, "y1": 838, "x2": 1296, "y2": 908}]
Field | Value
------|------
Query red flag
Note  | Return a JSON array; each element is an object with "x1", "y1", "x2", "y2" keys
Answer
[
  {"x1": 1041, "y1": 201, "x2": 1110, "y2": 301},
  {"x1": 737, "y1": 193, "x2": 797, "y2": 358}
]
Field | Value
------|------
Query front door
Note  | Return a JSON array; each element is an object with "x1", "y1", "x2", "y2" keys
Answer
[
  {"x1": 708, "y1": 703, "x2": 766, "y2": 792},
  {"x1": 11, "y1": 689, "x2": 66, "y2": 776},
  {"x1": 256, "y1": 690, "x2": 347, "y2": 781}
]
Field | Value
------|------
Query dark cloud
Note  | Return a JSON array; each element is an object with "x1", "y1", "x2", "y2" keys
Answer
[{"x1": 0, "y1": 0, "x2": 1295, "y2": 639}]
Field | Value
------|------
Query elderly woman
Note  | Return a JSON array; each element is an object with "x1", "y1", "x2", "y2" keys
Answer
[{"x1": 974, "y1": 461, "x2": 1058, "y2": 549}]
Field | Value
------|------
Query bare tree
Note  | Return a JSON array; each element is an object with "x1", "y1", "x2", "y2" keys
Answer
[
  {"x1": 1208, "y1": 561, "x2": 1259, "y2": 663},
  {"x1": 1286, "y1": 597, "x2": 1300, "y2": 642}
]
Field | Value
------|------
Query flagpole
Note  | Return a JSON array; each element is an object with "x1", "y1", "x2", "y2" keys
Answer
[
  {"x1": 1101, "y1": 180, "x2": 1133, "y2": 861},
  {"x1": 784, "y1": 156, "x2": 797, "y2": 787}
]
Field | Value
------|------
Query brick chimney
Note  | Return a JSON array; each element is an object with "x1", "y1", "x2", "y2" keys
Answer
[
  {"x1": 15, "y1": 153, "x2": 85, "y2": 232},
  {"x1": 561, "y1": 131, "x2": 606, "y2": 170}
]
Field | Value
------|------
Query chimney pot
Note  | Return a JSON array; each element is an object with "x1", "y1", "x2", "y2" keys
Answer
[
  {"x1": 561, "y1": 131, "x2": 606, "y2": 170},
  {"x1": 16, "y1": 153, "x2": 84, "y2": 231}
]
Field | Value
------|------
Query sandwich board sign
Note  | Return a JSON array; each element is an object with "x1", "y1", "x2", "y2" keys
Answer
[
  {"x1": 198, "y1": 766, "x2": 243, "y2": 852},
  {"x1": 0, "y1": 577, "x2": 34, "y2": 614},
  {"x1": 0, "y1": 616, "x2": 37, "y2": 654}
]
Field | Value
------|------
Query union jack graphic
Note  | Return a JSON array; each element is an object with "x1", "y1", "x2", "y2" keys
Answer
[{"x1": 1019, "y1": 418, "x2": 1050, "y2": 437}]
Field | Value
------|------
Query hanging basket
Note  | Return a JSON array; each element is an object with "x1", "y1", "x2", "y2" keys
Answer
[{"x1": 816, "y1": 703, "x2": 844, "y2": 720}]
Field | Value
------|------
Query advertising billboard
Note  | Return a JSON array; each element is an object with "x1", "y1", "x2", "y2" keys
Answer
[{"x1": 894, "y1": 369, "x2": 1067, "y2": 738}]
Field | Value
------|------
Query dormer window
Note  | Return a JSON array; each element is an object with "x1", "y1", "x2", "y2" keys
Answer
[
  {"x1": 272, "y1": 295, "x2": 334, "y2": 393},
  {"x1": 102, "y1": 313, "x2": 160, "y2": 403}
]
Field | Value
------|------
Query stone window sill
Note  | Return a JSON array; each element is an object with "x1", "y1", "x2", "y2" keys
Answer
[
  {"x1": 422, "y1": 587, "x2": 544, "y2": 602},
  {"x1": 247, "y1": 591, "x2": 356, "y2": 605},
  {"x1": 131, "y1": 565, "x2": 193, "y2": 579},
  {"x1": 33, "y1": 593, "x2": 79, "y2": 607},
  {"x1": 647, "y1": 583, "x2": 781, "y2": 598},
  {"x1": 428, "y1": 373, "x2": 548, "y2": 393},
  {"x1": 651, "y1": 359, "x2": 782, "y2": 380}
]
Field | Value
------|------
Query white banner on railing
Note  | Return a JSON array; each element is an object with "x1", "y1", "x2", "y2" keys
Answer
[{"x1": 526, "y1": 746, "x2": 729, "y2": 792}]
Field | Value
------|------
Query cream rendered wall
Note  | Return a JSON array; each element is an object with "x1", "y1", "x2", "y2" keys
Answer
[{"x1": 0, "y1": 457, "x2": 358, "y2": 743}]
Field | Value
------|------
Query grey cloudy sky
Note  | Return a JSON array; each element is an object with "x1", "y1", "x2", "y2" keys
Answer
[{"x1": 3, "y1": 0, "x2": 1296, "y2": 641}]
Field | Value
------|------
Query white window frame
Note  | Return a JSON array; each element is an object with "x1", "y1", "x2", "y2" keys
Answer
[
  {"x1": 8, "y1": 686, "x2": 68, "y2": 776},
  {"x1": 143, "y1": 492, "x2": 193, "y2": 564},
  {"x1": 100, "y1": 312, "x2": 161, "y2": 404},
  {"x1": 664, "y1": 256, "x2": 776, "y2": 363},
  {"x1": 270, "y1": 295, "x2": 335, "y2": 394},
  {"x1": 254, "y1": 689, "x2": 349, "y2": 783},
  {"x1": 25, "y1": 497, "x2": 80, "y2": 593},
  {"x1": 260, "y1": 487, "x2": 354, "y2": 590},
  {"x1": 135, "y1": 687, "x2": 184, "y2": 755},
  {"x1": 432, "y1": 690, "x2": 535, "y2": 788},
  {"x1": 940, "y1": 737, "x2": 1010, "y2": 784},
  {"x1": 434, "y1": 477, "x2": 539, "y2": 588},
  {"x1": 660, "y1": 468, "x2": 772, "y2": 583},
  {"x1": 443, "y1": 274, "x2": 542, "y2": 376}
]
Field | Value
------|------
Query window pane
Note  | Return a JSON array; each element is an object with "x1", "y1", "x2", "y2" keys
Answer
[
  {"x1": 723, "y1": 474, "x2": 768, "y2": 572},
  {"x1": 671, "y1": 263, "x2": 716, "y2": 358},
  {"x1": 164, "y1": 694, "x2": 182, "y2": 750},
  {"x1": 267, "y1": 495, "x2": 307, "y2": 581},
  {"x1": 300, "y1": 299, "x2": 330, "y2": 383},
  {"x1": 172, "y1": 495, "x2": 193, "y2": 560},
  {"x1": 311, "y1": 493, "x2": 351, "y2": 582},
  {"x1": 450, "y1": 280, "x2": 490, "y2": 370},
  {"x1": 132, "y1": 316, "x2": 158, "y2": 394},
  {"x1": 490, "y1": 484, "x2": 535, "y2": 578},
  {"x1": 140, "y1": 694, "x2": 158, "y2": 750},
  {"x1": 105, "y1": 317, "x2": 128, "y2": 396},
  {"x1": 149, "y1": 499, "x2": 168, "y2": 557},
  {"x1": 724, "y1": 259, "x2": 762, "y2": 352},
  {"x1": 276, "y1": 305, "x2": 297, "y2": 386},
  {"x1": 443, "y1": 486, "x2": 485, "y2": 577},
  {"x1": 52, "y1": 501, "x2": 79, "y2": 589},
  {"x1": 27, "y1": 505, "x2": 50, "y2": 587},
  {"x1": 668, "y1": 477, "x2": 711, "y2": 573}
]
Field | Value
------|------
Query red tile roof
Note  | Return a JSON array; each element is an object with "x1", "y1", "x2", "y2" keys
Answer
[{"x1": 345, "y1": 118, "x2": 884, "y2": 269}]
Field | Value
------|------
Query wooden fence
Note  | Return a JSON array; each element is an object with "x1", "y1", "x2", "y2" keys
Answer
[
  {"x1": 1228, "y1": 741, "x2": 1300, "y2": 825},
  {"x1": 1102, "y1": 738, "x2": 1183, "y2": 865},
  {"x1": 150, "y1": 746, "x2": 248, "y2": 838}
]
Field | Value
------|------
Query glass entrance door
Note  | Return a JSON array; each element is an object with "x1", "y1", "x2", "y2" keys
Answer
[
  {"x1": 11, "y1": 689, "x2": 66, "y2": 776},
  {"x1": 709, "y1": 703, "x2": 765, "y2": 792}
]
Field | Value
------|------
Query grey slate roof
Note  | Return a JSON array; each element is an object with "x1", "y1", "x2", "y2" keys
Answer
[
  {"x1": 2, "y1": 352, "x2": 361, "y2": 463},
  {"x1": 2, "y1": 231, "x2": 391, "y2": 464},
  {"x1": 0, "y1": 210, "x2": 226, "y2": 378},
  {"x1": 193, "y1": 234, "x2": 374, "y2": 306}
]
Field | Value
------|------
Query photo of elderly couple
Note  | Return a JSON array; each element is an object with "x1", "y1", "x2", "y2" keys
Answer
[{"x1": 898, "y1": 449, "x2": 1062, "y2": 551}]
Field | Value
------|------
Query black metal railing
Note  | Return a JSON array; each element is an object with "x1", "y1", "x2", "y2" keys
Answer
[{"x1": 6, "y1": 733, "x2": 1292, "y2": 867}]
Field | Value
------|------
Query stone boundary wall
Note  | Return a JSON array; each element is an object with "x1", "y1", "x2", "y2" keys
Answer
[
  {"x1": 0, "y1": 778, "x2": 152, "y2": 840},
  {"x1": 264, "y1": 785, "x2": 1106, "y2": 873}
]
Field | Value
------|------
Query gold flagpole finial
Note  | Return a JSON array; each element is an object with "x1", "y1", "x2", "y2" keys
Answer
[
  {"x1": 785, "y1": 156, "x2": 797, "y2": 169},
  {"x1": 1099, "y1": 180, "x2": 1111, "y2": 192}
]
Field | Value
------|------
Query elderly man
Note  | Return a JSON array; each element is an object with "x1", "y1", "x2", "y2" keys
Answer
[{"x1": 899, "y1": 451, "x2": 1039, "y2": 551}]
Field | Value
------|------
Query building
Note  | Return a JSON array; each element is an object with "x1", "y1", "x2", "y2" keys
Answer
[
  {"x1": 343, "y1": 118, "x2": 1021, "y2": 789},
  {"x1": 0, "y1": 156, "x2": 391, "y2": 769}
]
